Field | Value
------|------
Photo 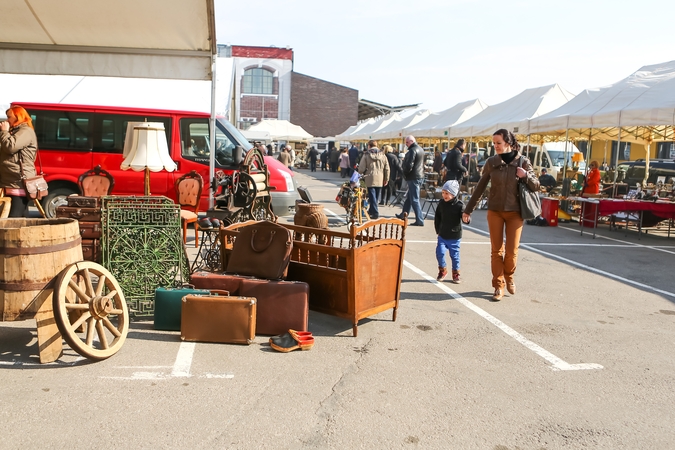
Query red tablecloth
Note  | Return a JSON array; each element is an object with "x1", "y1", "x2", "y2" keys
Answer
[{"x1": 597, "y1": 200, "x2": 675, "y2": 220}]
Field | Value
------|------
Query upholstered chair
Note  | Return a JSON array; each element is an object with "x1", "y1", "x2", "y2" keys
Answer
[
  {"x1": 175, "y1": 170, "x2": 204, "y2": 247},
  {"x1": 78, "y1": 165, "x2": 115, "y2": 197}
]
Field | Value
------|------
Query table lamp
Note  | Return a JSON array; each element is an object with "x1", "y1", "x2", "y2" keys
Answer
[
  {"x1": 572, "y1": 153, "x2": 584, "y2": 163},
  {"x1": 121, "y1": 122, "x2": 177, "y2": 195}
]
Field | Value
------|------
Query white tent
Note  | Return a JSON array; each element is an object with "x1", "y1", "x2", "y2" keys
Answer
[
  {"x1": 349, "y1": 112, "x2": 401, "y2": 141},
  {"x1": 247, "y1": 120, "x2": 313, "y2": 141},
  {"x1": 371, "y1": 109, "x2": 431, "y2": 140},
  {"x1": 529, "y1": 60, "x2": 675, "y2": 142},
  {"x1": 448, "y1": 84, "x2": 575, "y2": 138},
  {"x1": 405, "y1": 99, "x2": 488, "y2": 138},
  {"x1": 335, "y1": 118, "x2": 376, "y2": 141}
]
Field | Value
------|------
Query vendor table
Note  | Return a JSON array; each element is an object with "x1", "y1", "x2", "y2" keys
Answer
[{"x1": 572, "y1": 197, "x2": 675, "y2": 238}]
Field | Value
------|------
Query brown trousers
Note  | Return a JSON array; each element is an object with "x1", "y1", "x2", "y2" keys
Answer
[{"x1": 486, "y1": 210, "x2": 524, "y2": 289}]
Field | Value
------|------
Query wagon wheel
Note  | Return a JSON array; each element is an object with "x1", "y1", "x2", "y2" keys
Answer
[{"x1": 53, "y1": 262, "x2": 129, "y2": 361}]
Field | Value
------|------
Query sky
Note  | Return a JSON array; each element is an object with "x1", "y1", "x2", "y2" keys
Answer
[{"x1": 215, "y1": 0, "x2": 674, "y2": 112}]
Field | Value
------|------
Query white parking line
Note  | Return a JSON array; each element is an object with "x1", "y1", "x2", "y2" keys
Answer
[
  {"x1": 171, "y1": 341, "x2": 195, "y2": 377},
  {"x1": 403, "y1": 260, "x2": 603, "y2": 372}
]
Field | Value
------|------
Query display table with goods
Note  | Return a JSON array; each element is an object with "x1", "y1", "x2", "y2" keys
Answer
[
  {"x1": 220, "y1": 217, "x2": 407, "y2": 336},
  {"x1": 0, "y1": 218, "x2": 129, "y2": 363}
]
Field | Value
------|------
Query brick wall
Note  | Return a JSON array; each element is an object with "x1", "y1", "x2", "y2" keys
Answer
[
  {"x1": 232, "y1": 46, "x2": 293, "y2": 60},
  {"x1": 290, "y1": 72, "x2": 358, "y2": 138}
]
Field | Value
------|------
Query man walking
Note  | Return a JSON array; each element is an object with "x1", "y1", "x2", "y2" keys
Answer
[
  {"x1": 396, "y1": 135, "x2": 425, "y2": 226},
  {"x1": 348, "y1": 143, "x2": 359, "y2": 176},
  {"x1": 308, "y1": 146, "x2": 319, "y2": 172}
]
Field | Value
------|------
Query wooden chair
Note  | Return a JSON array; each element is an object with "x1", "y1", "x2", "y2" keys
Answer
[
  {"x1": 0, "y1": 188, "x2": 10, "y2": 218},
  {"x1": 78, "y1": 165, "x2": 115, "y2": 197},
  {"x1": 175, "y1": 170, "x2": 204, "y2": 247}
]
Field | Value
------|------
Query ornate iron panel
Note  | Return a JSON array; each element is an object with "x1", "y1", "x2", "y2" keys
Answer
[{"x1": 102, "y1": 196, "x2": 188, "y2": 317}]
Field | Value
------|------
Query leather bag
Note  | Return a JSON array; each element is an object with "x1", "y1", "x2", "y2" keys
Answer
[
  {"x1": 226, "y1": 221, "x2": 292, "y2": 280},
  {"x1": 518, "y1": 157, "x2": 541, "y2": 220},
  {"x1": 18, "y1": 148, "x2": 48, "y2": 200}
]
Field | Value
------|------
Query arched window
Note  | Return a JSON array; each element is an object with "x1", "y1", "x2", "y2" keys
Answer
[{"x1": 243, "y1": 68, "x2": 273, "y2": 94}]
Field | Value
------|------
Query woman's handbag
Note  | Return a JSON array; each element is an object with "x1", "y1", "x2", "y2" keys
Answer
[
  {"x1": 518, "y1": 157, "x2": 541, "y2": 220},
  {"x1": 226, "y1": 221, "x2": 293, "y2": 280},
  {"x1": 18, "y1": 149, "x2": 48, "y2": 200}
]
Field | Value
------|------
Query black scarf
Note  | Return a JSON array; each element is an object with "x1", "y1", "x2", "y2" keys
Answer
[{"x1": 499, "y1": 150, "x2": 518, "y2": 164}]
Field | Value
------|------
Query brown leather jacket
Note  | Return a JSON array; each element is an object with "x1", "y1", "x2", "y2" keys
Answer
[
  {"x1": 465, "y1": 153, "x2": 540, "y2": 215},
  {"x1": 0, "y1": 124, "x2": 38, "y2": 189}
]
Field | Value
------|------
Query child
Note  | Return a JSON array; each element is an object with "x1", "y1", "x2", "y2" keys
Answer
[{"x1": 434, "y1": 180, "x2": 465, "y2": 283}]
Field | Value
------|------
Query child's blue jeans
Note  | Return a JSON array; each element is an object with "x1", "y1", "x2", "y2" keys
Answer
[{"x1": 436, "y1": 236, "x2": 461, "y2": 271}]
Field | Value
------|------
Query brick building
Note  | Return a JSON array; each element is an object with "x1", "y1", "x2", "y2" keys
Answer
[
  {"x1": 290, "y1": 72, "x2": 358, "y2": 138},
  {"x1": 218, "y1": 44, "x2": 359, "y2": 138}
]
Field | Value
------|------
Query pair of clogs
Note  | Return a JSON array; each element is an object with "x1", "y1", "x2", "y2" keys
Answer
[{"x1": 269, "y1": 329, "x2": 314, "y2": 352}]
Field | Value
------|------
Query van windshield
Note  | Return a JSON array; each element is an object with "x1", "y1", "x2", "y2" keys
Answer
[
  {"x1": 218, "y1": 118, "x2": 252, "y2": 151},
  {"x1": 547, "y1": 150, "x2": 586, "y2": 170}
]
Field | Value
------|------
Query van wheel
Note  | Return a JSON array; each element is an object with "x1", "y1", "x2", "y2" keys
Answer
[{"x1": 42, "y1": 187, "x2": 77, "y2": 218}]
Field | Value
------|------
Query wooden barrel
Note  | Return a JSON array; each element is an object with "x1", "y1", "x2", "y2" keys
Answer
[
  {"x1": 294, "y1": 203, "x2": 325, "y2": 226},
  {"x1": 0, "y1": 218, "x2": 83, "y2": 321}
]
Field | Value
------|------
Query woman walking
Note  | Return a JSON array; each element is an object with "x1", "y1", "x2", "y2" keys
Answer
[{"x1": 462, "y1": 129, "x2": 539, "y2": 301}]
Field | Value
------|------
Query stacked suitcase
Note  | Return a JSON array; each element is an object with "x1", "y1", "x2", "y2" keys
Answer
[{"x1": 55, "y1": 195, "x2": 102, "y2": 262}]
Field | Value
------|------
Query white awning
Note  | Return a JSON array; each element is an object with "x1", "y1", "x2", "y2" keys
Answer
[{"x1": 0, "y1": 0, "x2": 216, "y2": 80}]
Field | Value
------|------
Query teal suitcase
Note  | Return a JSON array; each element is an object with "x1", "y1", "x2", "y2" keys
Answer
[{"x1": 154, "y1": 287, "x2": 229, "y2": 331}]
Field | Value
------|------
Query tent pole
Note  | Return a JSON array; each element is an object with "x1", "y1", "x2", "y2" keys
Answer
[
  {"x1": 644, "y1": 127, "x2": 652, "y2": 187},
  {"x1": 612, "y1": 124, "x2": 621, "y2": 198},
  {"x1": 209, "y1": 52, "x2": 217, "y2": 210},
  {"x1": 562, "y1": 128, "x2": 569, "y2": 185}
]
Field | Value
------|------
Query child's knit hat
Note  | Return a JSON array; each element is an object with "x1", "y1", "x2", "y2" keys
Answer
[{"x1": 442, "y1": 180, "x2": 459, "y2": 197}]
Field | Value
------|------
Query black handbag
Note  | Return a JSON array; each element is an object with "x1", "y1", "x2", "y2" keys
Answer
[{"x1": 518, "y1": 157, "x2": 541, "y2": 220}]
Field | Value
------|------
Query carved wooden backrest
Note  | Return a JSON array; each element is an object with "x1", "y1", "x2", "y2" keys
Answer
[
  {"x1": 175, "y1": 170, "x2": 203, "y2": 211},
  {"x1": 78, "y1": 165, "x2": 115, "y2": 197}
]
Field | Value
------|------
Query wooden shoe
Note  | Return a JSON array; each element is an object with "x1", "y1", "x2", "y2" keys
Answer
[
  {"x1": 269, "y1": 332, "x2": 314, "y2": 352},
  {"x1": 492, "y1": 288, "x2": 504, "y2": 302},
  {"x1": 506, "y1": 282, "x2": 516, "y2": 295}
]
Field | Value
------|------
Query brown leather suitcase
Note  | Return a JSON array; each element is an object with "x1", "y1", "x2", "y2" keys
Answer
[
  {"x1": 78, "y1": 221, "x2": 102, "y2": 239},
  {"x1": 190, "y1": 271, "x2": 244, "y2": 294},
  {"x1": 67, "y1": 195, "x2": 101, "y2": 208},
  {"x1": 181, "y1": 294, "x2": 256, "y2": 345},
  {"x1": 238, "y1": 278, "x2": 309, "y2": 336},
  {"x1": 81, "y1": 238, "x2": 101, "y2": 263},
  {"x1": 56, "y1": 206, "x2": 102, "y2": 222}
]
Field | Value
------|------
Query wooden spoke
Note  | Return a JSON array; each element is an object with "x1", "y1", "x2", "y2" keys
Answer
[
  {"x1": 95, "y1": 274, "x2": 107, "y2": 297},
  {"x1": 68, "y1": 279, "x2": 90, "y2": 303},
  {"x1": 64, "y1": 303, "x2": 90, "y2": 311},
  {"x1": 102, "y1": 317, "x2": 122, "y2": 338},
  {"x1": 53, "y1": 262, "x2": 129, "y2": 361},
  {"x1": 85, "y1": 317, "x2": 95, "y2": 346},
  {"x1": 82, "y1": 268, "x2": 95, "y2": 297},
  {"x1": 95, "y1": 320, "x2": 109, "y2": 350},
  {"x1": 70, "y1": 311, "x2": 91, "y2": 332}
]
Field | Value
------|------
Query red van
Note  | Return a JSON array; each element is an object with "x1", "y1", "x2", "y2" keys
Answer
[{"x1": 15, "y1": 102, "x2": 299, "y2": 217}]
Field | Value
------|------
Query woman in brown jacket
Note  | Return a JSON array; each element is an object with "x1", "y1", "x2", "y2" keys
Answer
[
  {"x1": 0, "y1": 105, "x2": 38, "y2": 217},
  {"x1": 462, "y1": 129, "x2": 539, "y2": 301}
]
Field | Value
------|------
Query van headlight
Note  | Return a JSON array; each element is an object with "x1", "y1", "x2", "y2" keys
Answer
[{"x1": 280, "y1": 171, "x2": 295, "y2": 191}]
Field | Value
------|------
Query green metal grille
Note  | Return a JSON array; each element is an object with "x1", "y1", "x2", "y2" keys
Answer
[{"x1": 101, "y1": 196, "x2": 188, "y2": 317}]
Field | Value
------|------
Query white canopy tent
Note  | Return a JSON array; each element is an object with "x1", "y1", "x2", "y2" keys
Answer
[
  {"x1": 0, "y1": 0, "x2": 221, "y2": 206},
  {"x1": 448, "y1": 84, "x2": 575, "y2": 139},
  {"x1": 405, "y1": 99, "x2": 488, "y2": 138},
  {"x1": 370, "y1": 108, "x2": 431, "y2": 140},
  {"x1": 349, "y1": 112, "x2": 401, "y2": 141},
  {"x1": 247, "y1": 120, "x2": 313, "y2": 142},
  {"x1": 335, "y1": 117, "x2": 376, "y2": 141}
]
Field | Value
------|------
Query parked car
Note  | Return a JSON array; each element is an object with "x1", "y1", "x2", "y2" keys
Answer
[
  {"x1": 18, "y1": 102, "x2": 300, "y2": 217},
  {"x1": 617, "y1": 159, "x2": 675, "y2": 188}
]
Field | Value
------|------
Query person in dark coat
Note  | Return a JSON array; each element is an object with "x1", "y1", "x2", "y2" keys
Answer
[
  {"x1": 444, "y1": 139, "x2": 468, "y2": 182},
  {"x1": 381, "y1": 145, "x2": 402, "y2": 205},
  {"x1": 434, "y1": 180, "x2": 465, "y2": 283},
  {"x1": 432, "y1": 150, "x2": 444, "y2": 174},
  {"x1": 329, "y1": 146, "x2": 339, "y2": 172},
  {"x1": 396, "y1": 135, "x2": 426, "y2": 226},
  {"x1": 307, "y1": 146, "x2": 319, "y2": 172},
  {"x1": 320, "y1": 150, "x2": 328, "y2": 172}
]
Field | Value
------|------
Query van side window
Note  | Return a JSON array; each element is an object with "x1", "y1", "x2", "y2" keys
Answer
[
  {"x1": 31, "y1": 110, "x2": 92, "y2": 151},
  {"x1": 180, "y1": 119, "x2": 236, "y2": 167},
  {"x1": 93, "y1": 114, "x2": 172, "y2": 154}
]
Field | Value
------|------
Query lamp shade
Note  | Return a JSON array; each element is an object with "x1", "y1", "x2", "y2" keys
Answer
[
  {"x1": 121, "y1": 122, "x2": 177, "y2": 172},
  {"x1": 572, "y1": 152, "x2": 584, "y2": 163},
  {"x1": 122, "y1": 121, "x2": 145, "y2": 158}
]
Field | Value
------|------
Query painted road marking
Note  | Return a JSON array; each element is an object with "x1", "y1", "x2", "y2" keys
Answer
[
  {"x1": 171, "y1": 341, "x2": 195, "y2": 377},
  {"x1": 403, "y1": 260, "x2": 603, "y2": 372}
]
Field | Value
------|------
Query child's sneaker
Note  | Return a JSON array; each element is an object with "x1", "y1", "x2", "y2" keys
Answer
[
  {"x1": 452, "y1": 270, "x2": 461, "y2": 284},
  {"x1": 437, "y1": 267, "x2": 448, "y2": 281}
]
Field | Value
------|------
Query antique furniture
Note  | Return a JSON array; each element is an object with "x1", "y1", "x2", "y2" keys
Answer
[
  {"x1": 220, "y1": 217, "x2": 407, "y2": 336},
  {"x1": 78, "y1": 165, "x2": 115, "y2": 196},
  {"x1": 175, "y1": 170, "x2": 204, "y2": 247}
]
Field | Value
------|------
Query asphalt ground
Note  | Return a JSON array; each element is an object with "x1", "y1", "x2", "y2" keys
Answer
[{"x1": 1, "y1": 168, "x2": 675, "y2": 449}]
